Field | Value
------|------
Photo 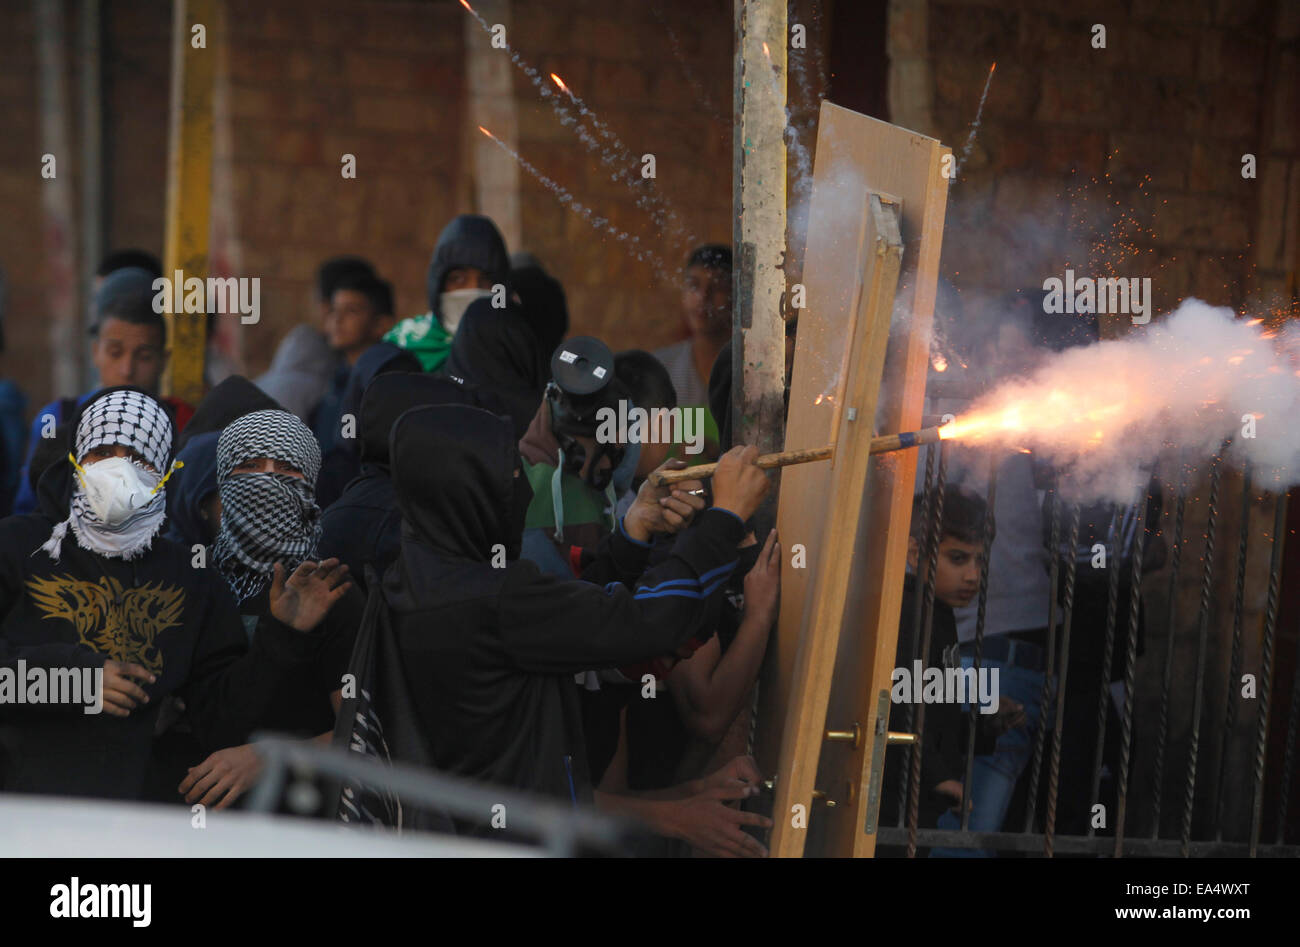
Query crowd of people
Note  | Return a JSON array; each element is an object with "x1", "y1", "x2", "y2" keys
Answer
[
  {"x1": 0, "y1": 216, "x2": 1154, "y2": 857},
  {"x1": 0, "y1": 217, "x2": 782, "y2": 857}
]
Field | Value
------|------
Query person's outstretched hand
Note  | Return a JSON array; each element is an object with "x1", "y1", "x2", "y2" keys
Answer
[
  {"x1": 269, "y1": 559, "x2": 351, "y2": 632},
  {"x1": 179, "y1": 743, "x2": 263, "y2": 809},
  {"x1": 624, "y1": 458, "x2": 708, "y2": 541},
  {"x1": 665, "y1": 780, "x2": 773, "y2": 858},
  {"x1": 743, "y1": 529, "x2": 781, "y2": 628},
  {"x1": 710, "y1": 445, "x2": 770, "y2": 523}
]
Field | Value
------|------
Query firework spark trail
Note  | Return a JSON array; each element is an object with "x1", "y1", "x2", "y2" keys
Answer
[
  {"x1": 938, "y1": 299, "x2": 1300, "y2": 502},
  {"x1": 547, "y1": 73, "x2": 699, "y2": 249},
  {"x1": 650, "y1": 0, "x2": 726, "y2": 121},
  {"x1": 458, "y1": 0, "x2": 697, "y2": 258},
  {"x1": 952, "y1": 62, "x2": 996, "y2": 183},
  {"x1": 477, "y1": 127, "x2": 672, "y2": 280}
]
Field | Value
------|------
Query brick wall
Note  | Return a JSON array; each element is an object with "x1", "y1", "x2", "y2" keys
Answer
[
  {"x1": 507, "y1": 0, "x2": 734, "y2": 352},
  {"x1": 918, "y1": 0, "x2": 1287, "y2": 319},
  {"x1": 215, "y1": 0, "x2": 468, "y2": 375}
]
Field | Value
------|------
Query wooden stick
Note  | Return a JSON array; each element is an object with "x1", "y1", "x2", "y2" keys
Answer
[{"x1": 647, "y1": 426, "x2": 944, "y2": 487}]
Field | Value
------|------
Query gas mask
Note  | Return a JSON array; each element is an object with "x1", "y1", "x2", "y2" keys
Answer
[
  {"x1": 439, "y1": 288, "x2": 492, "y2": 335},
  {"x1": 73, "y1": 455, "x2": 163, "y2": 527},
  {"x1": 546, "y1": 381, "x2": 625, "y2": 491}
]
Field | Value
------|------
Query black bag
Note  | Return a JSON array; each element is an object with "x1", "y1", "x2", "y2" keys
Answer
[{"x1": 331, "y1": 565, "x2": 454, "y2": 833}]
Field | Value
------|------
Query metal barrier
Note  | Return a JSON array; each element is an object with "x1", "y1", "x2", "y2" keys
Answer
[
  {"x1": 881, "y1": 441, "x2": 1300, "y2": 857},
  {"x1": 244, "y1": 737, "x2": 633, "y2": 857}
]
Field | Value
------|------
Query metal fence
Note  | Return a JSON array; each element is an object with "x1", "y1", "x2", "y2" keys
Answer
[{"x1": 877, "y1": 440, "x2": 1300, "y2": 857}]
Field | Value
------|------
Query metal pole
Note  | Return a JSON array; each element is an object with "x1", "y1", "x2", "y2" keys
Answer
[
  {"x1": 79, "y1": 0, "x2": 103, "y2": 392},
  {"x1": 732, "y1": 0, "x2": 788, "y2": 460},
  {"x1": 162, "y1": 0, "x2": 216, "y2": 405},
  {"x1": 1181, "y1": 446, "x2": 1227, "y2": 856},
  {"x1": 1251, "y1": 492, "x2": 1287, "y2": 855},
  {"x1": 906, "y1": 440, "x2": 947, "y2": 857},
  {"x1": 1045, "y1": 502, "x2": 1081, "y2": 857},
  {"x1": 1151, "y1": 453, "x2": 1188, "y2": 838}
]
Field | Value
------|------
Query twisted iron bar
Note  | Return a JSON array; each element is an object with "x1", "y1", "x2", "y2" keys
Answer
[
  {"x1": 1113, "y1": 484, "x2": 1150, "y2": 857},
  {"x1": 1252, "y1": 492, "x2": 1286, "y2": 854},
  {"x1": 1181, "y1": 444, "x2": 1227, "y2": 857},
  {"x1": 961, "y1": 452, "x2": 998, "y2": 831},
  {"x1": 906, "y1": 441, "x2": 947, "y2": 858},
  {"x1": 1024, "y1": 483, "x2": 1061, "y2": 833},
  {"x1": 1088, "y1": 503, "x2": 1123, "y2": 838},
  {"x1": 1213, "y1": 463, "x2": 1252, "y2": 840},
  {"x1": 898, "y1": 441, "x2": 937, "y2": 826},
  {"x1": 1045, "y1": 502, "x2": 1081, "y2": 857},
  {"x1": 1151, "y1": 453, "x2": 1188, "y2": 838}
]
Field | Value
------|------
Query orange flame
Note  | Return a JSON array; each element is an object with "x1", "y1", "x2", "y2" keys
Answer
[
  {"x1": 478, "y1": 125, "x2": 494, "y2": 139},
  {"x1": 458, "y1": 0, "x2": 473, "y2": 11},
  {"x1": 762, "y1": 41, "x2": 771, "y2": 59},
  {"x1": 550, "y1": 73, "x2": 569, "y2": 94},
  {"x1": 932, "y1": 355, "x2": 948, "y2": 372}
]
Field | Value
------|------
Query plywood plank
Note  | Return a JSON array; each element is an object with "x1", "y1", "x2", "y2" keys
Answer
[{"x1": 758, "y1": 102, "x2": 950, "y2": 858}]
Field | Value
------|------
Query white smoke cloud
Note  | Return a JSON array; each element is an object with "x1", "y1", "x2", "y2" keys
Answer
[{"x1": 942, "y1": 299, "x2": 1300, "y2": 503}]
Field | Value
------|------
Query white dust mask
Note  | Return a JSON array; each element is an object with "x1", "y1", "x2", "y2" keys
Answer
[
  {"x1": 439, "y1": 288, "x2": 492, "y2": 335},
  {"x1": 77, "y1": 456, "x2": 161, "y2": 527}
]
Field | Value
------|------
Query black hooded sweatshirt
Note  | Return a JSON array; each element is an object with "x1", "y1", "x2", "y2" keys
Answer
[
  {"x1": 314, "y1": 342, "x2": 420, "y2": 509},
  {"x1": 0, "y1": 389, "x2": 325, "y2": 800},
  {"x1": 439, "y1": 297, "x2": 547, "y2": 440},
  {"x1": 425, "y1": 214, "x2": 511, "y2": 323},
  {"x1": 318, "y1": 372, "x2": 495, "y2": 592},
  {"x1": 383, "y1": 404, "x2": 744, "y2": 816}
]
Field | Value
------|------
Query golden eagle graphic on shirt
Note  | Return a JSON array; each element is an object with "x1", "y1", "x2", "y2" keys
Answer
[{"x1": 25, "y1": 574, "x2": 184, "y2": 675}]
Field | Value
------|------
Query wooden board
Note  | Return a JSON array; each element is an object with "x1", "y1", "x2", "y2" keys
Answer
[{"x1": 759, "y1": 103, "x2": 950, "y2": 858}]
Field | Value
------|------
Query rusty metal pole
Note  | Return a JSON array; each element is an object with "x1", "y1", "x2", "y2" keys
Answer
[
  {"x1": 161, "y1": 0, "x2": 216, "y2": 406},
  {"x1": 730, "y1": 0, "x2": 788, "y2": 851},
  {"x1": 732, "y1": 0, "x2": 788, "y2": 461}
]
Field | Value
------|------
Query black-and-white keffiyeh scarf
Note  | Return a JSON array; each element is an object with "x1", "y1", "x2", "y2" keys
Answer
[
  {"x1": 41, "y1": 388, "x2": 174, "y2": 562},
  {"x1": 213, "y1": 410, "x2": 323, "y2": 606}
]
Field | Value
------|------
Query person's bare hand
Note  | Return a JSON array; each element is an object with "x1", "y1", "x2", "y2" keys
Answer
[
  {"x1": 710, "y1": 445, "x2": 770, "y2": 523},
  {"x1": 742, "y1": 529, "x2": 781, "y2": 628},
  {"x1": 991, "y1": 697, "x2": 1027, "y2": 736},
  {"x1": 625, "y1": 459, "x2": 707, "y2": 541},
  {"x1": 934, "y1": 779, "x2": 964, "y2": 803},
  {"x1": 179, "y1": 743, "x2": 263, "y2": 809},
  {"x1": 269, "y1": 559, "x2": 352, "y2": 632},
  {"x1": 100, "y1": 660, "x2": 154, "y2": 718},
  {"x1": 667, "y1": 781, "x2": 773, "y2": 858},
  {"x1": 694, "y1": 755, "x2": 763, "y2": 796}
]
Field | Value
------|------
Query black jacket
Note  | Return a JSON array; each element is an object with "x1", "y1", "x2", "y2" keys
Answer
[
  {"x1": 0, "y1": 400, "x2": 323, "y2": 800},
  {"x1": 880, "y1": 574, "x2": 994, "y2": 828},
  {"x1": 382, "y1": 404, "x2": 743, "y2": 816}
]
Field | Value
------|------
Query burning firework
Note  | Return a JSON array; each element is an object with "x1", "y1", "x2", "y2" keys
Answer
[{"x1": 936, "y1": 299, "x2": 1300, "y2": 501}]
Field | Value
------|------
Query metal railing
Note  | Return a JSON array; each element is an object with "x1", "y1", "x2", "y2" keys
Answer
[
  {"x1": 245, "y1": 737, "x2": 633, "y2": 857},
  {"x1": 884, "y1": 440, "x2": 1298, "y2": 857}
]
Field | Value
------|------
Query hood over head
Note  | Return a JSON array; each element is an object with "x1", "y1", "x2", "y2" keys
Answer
[
  {"x1": 426, "y1": 215, "x2": 510, "y2": 323},
  {"x1": 164, "y1": 431, "x2": 220, "y2": 546},
  {"x1": 391, "y1": 404, "x2": 531, "y2": 563},
  {"x1": 440, "y1": 297, "x2": 545, "y2": 440},
  {"x1": 179, "y1": 374, "x2": 283, "y2": 451},
  {"x1": 509, "y1": 253, "x2": 569, "y2": 360},
  {"x1": 360, "y1": 371, "x2": 485, "y2": 467},
  {"x1": 338, "y1": 342, "x2": 421, "y2": 458}
]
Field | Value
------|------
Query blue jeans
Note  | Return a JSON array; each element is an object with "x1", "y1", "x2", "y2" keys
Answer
[{"x1": 929, "y1": 657, "x2": 1055, "y2": 857}]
